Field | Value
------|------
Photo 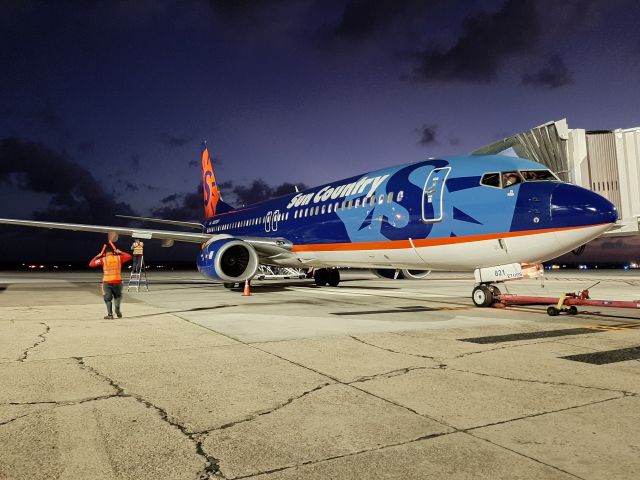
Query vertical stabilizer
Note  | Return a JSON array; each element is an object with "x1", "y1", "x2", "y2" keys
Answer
[{"x1": 201, "y1": 142, "x2": 222, "y2": 218}]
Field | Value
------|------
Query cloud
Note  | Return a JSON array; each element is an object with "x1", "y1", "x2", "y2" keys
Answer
[
  {"x1": 522, "y1": 55, "x2": 574, "y2": 89},
  {"x1": 119, "y1": 180, "x2": 139, "y2": 192},
  {"x1": 0, "y1": 137, "x2": 135, "y2": 223},
  {"x1": 151, "y1": 179, "x2": 308, "y2": 219},
  {"x1": 415, "y1": 124, "x2": 438, "y2": 146},
  {"x1": 158, "y1": 132, "x2": 192, "y2": 149},
  {"x1": 410, "y1": 0, "x2": 539, "y2": 83},
  {"x1": 317, "y1": 0, "x2": 427, "y2": 47},
  {"x1": 152, "y1": 185, "x2": 203, "y2": 220},
  {"x1": 232, "y1": 179, "x2": 308, "y2": 206}
]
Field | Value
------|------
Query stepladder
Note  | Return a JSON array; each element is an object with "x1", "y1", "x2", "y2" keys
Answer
[{"x1": 127, "y1": 256, "x2": 149, "y2": 292}]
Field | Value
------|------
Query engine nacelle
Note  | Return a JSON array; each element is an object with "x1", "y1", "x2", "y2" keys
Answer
[
  {"x1": 197, "y1": 238, "x2": 259, "y2": 283},
  {"x1": 370, "y1": 269, "x2": 431, "y2": 280}
]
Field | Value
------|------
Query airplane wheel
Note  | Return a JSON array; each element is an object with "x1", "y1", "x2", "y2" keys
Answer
[
  {"x1": 472, "y1": 285, "x2": 494, "y2": 307},
  {"x1": 547, "y1": 306, "x2": 560, "y2": 316},
  {"x1": 328, "y1": 269, "x2": 340, "y2": 287},
  {"x1": 314, "y1": 269, "x2": 328, "y2": 286},
  {"x1": 223, "y1": 282, "x2": 236, "y2": 289},
  {"x1": 568, "y1": 306, "x2": 578, "y2": 315}
]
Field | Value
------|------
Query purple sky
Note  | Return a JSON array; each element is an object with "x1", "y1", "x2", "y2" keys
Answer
[{"x1": 1, "y1": 0, "x2": 639, "y2": 263}]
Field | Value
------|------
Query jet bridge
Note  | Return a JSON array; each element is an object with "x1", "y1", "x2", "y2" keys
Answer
[{"x1": 473, "y1": 119, "x2": 640, "y2": 237}]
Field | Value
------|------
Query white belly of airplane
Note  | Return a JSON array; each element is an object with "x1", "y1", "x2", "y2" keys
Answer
[{"x1": 285, "y1": 224, "x2": 611, "y2": 271}]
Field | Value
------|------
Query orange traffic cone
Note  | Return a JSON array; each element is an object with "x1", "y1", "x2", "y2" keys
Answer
[{"x1": 242, "y1": 280, "x2": 251, "y2": 296}]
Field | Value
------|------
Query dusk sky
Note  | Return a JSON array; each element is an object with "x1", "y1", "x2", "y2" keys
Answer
[{"x1": 1, "y1": 0, "x2": 640, "y2": 263}]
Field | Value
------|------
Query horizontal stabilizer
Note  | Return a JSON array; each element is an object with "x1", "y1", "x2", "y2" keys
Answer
[
  {"x1": 215, "y1": 201, "x2": 236, "y2": 215},
  {"x1": 116, "y1": 215, "x2": 203, "y2": 230}
]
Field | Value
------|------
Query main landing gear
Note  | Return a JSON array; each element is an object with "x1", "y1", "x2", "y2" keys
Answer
[
  {"x1": 472, "y1": 284, "x2": 501, "y2": 307},
  {"x1": 314, "y1": 268, "x2": 341, "y2": 287}
]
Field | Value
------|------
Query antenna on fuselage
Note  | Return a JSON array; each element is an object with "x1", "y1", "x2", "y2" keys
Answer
[{"x1": 295, "y1": 185, "x2": 300, "y2": 193}]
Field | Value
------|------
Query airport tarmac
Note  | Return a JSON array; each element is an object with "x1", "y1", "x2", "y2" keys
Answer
[{"x1": 0, "y1": 269, "x2": 639, "y2": 480}]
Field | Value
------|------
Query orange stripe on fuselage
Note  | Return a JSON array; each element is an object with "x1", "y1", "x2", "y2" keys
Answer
[{"x1": 290, "y1": 223, "x2": 607, "y2": 253}]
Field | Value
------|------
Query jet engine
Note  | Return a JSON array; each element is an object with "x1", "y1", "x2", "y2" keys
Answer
[
  {"x1": 371, "y1": 269, "x2": 432, "y2": 280},
  {"x1": 197, "y1": 238, "x2": 259, "y2": 283}
]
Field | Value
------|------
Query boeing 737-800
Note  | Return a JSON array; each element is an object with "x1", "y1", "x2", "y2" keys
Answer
[{"x1": 0, "y1": 143, "x2": 618, "y2": 306}]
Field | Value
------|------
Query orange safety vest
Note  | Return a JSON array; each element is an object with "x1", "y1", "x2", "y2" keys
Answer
[{"x1": 102, "y1": 254, "x2": 122, "y2": 283}]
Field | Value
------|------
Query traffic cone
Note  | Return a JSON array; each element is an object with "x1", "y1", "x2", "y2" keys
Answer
[{"x1": 242, "y1": 280, "x2": 251, "y2": 296}]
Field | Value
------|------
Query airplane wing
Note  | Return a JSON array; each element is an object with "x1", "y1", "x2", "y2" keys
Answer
[{"x1": 0, "y1": 218, "x2": 294, "y2": 260}]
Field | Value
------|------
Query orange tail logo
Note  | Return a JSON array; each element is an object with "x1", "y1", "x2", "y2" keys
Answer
[{"x1": 201, "y1": 143, "x2": 220, "y2": 219}]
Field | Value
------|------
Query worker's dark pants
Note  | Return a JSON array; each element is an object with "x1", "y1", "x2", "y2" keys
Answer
[
  {"x1": 103, "y1": 282, "x2": 122, "y2": 316},
  {"x1": 132, "y1": 254, "x2": 142, "y2": 273}
]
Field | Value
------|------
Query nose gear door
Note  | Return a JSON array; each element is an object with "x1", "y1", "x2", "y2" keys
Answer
[{"x1": 422, "y1": 167, "x2": 451, "y2": 222}]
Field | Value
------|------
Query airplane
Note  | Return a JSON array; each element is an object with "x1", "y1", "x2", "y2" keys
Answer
[{"x1": 0, "y1": 143, "x2": 618, "y2": 307}]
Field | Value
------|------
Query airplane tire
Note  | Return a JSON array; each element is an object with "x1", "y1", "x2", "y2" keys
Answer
[
  {"x1": 328, "y1": 269, "x2": 340, "y2": 287},
  {"x1": 223, "y1": 282, "x2": 236, "y2": 289},
  {"x1": 547, "y1": 306, "x2": 560, "y2": 316},
  {"x1": 568, "y1": 306, "x2": 578, "y2": 315},
  {"x1": 472, "y1": 285, "x2": 494, "y2": 307},
  {"x1": 314, "y1": 269, "x2": 328, "y2": 286}
]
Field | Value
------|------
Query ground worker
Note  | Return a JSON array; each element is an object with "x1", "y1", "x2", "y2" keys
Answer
[
  {"x1": 131, "y1": 239, "x2": 144, "y2": 273},
  {"x1": 89, "y1": 242, "x2": 132, "y2": 319}
]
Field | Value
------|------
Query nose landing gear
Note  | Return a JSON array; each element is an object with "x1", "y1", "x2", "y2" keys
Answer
[{"x1": 472, "y1": 284, "x2": 501, "y2": 307}]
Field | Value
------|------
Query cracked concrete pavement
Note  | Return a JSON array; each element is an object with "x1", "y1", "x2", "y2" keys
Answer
[{"x1": 0, "y1": 270, "x2": 639, "y2": 479}]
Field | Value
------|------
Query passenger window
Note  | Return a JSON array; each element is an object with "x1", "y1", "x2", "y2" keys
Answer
[
  {"x1": 502, "y1": 171, "x2": 522, "y2": 187},
  {"x1": 397, "y1": 191, "x2": 404, "y2": 202},
  {"x1": 328, "y1": 204, "x2": 332, "y2": 213},
  {"x1": 321, "y1": 205, "x2": 326, "y2": 214},
  {"x1": 480, "y1": 173, "x2": 501, "y2": 188},
  {"x1": 355, "y1": 198, "x2": 360, "y2": 208},
  {"x1": 315, "y1": 206, "x2": 320, "y2": 215},
  {"x1": 334, "y1": 202, "x2": 339, "y2": 212},
  {"x1": 387, "y1": 192, "x2": 393, "y2": 203},
  {"x1": 304, "y1": 208, "x2": 308, "y2": 217},
  {"x1": 348, "y1": 200, "x2": 353, "y2": 210},
  {"x1": 378, "y1": 194, "x2": 384, "y2": 205}
]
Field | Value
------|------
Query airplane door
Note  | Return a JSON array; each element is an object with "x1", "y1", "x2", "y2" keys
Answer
[
  {"x1": 422, "y1": 167, "x2": 451, "y2": 222},
  {"x1": 265, "y1": 210, "x2": 280, "y2": 232},
  {"x1": 265, "y1": 211, "x2": 272, "y2": 233}
]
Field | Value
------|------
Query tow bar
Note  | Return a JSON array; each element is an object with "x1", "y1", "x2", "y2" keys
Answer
[{"x1": 494, "y1": 282, "x2": 640, "y2": 316}]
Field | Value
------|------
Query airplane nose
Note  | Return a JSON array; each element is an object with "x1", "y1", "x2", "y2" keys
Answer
[{"x1": 550, "y1": 183, "x2": 618, "y2": 227}]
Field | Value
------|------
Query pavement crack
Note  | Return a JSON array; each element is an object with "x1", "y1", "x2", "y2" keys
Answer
[
  {"x1": 18, "y1": 322, "x2": 49, "y2": 362},
  {"x1": 464, "y1": 395, "x2": 622, "y2": 434},
  {"x1": 349, "y1": 335, "x2": 439, "y2": 361},
  {"x1": 205, "y1": 382, "x2": 334, "y2": 433},
  {"x1": 74, "y1": 357, "x2": 222, "y2": 479},
  {"x1": 466, "y1": 432, "x2": 587, "y2": 480},
  {"x1": 348, "y1": 365, "x2": 435, "y2": 384},
  {"x1": 235, "y1": 431, "x2": 453, "y2": 479},
  {"x1": 453, "y1": 339, "x2": 557, "y2": 359},
  {"x1": 448, "y1": 367, "x2": 634, "y2": 395}
]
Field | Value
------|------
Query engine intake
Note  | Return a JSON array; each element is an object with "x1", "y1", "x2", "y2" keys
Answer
[{"x1": 197, "y1": 238, "x2": 259, "y2": 283}]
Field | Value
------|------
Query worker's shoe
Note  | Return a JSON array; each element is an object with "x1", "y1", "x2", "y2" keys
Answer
[
  {"x1": 104, "y1": 314, "x2": 114, "y2": 320},
  {"x1": 115, "y1": 311, "x2": 122, "y2": 318}
]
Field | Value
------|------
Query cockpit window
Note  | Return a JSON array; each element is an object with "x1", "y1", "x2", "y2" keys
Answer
[
  {"x1": 502, "y1": 171, "x2": 522, "y2": 187},
  {"x1": 519, "y1": 170, "x2": 558, "y2": 181},
  {"x1": 480, "y1": 172, "x2": 501, "y2": 188}
]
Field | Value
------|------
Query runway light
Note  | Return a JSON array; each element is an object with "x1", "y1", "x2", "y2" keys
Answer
[{"x1": 624, "y1": 265, "x2": 630, "y2": 270}]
